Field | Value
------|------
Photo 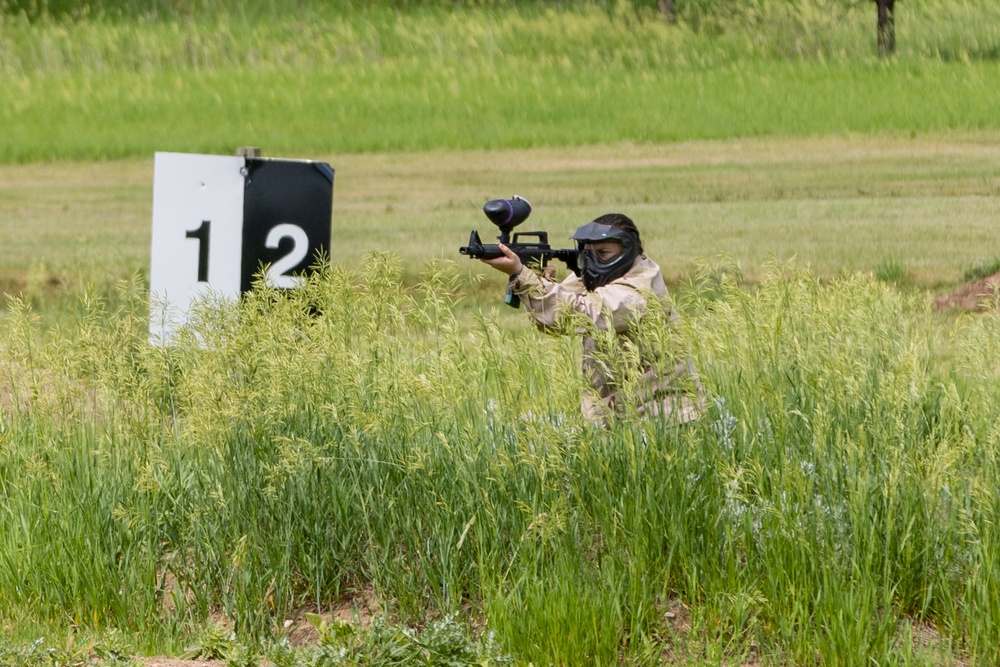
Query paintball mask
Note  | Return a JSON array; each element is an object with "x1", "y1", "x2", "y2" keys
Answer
[{"x1": 571, "y1": 220, "x2": 640, "y2": 291}]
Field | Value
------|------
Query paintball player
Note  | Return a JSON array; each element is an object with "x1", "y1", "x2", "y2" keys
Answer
[{"x1": 481, "y1": 213, "x2": 705, "y2": 427}]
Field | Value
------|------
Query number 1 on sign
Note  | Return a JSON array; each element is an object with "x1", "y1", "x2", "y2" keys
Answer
[{"x1": 186, "y1": 220, "x2": 211, "y2": 282}]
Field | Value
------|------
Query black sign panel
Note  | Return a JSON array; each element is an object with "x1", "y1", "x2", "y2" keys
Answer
[{"x1": 240, "y1": 158, "x2": 334, "y2": 293}]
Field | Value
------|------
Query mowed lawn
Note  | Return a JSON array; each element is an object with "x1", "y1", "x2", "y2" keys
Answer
[{"x1": 2, "y1": 132, "x2": 999, "y2": 303}]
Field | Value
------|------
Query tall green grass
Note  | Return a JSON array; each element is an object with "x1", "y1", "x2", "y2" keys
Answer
[
  {"x1": 5, "y1": 60, "x2": 1000, "y2": 163},
  {"x1": 1, "y1": 2, "x2": 1000, "y2": 162},
  {"x1": 4, "y1": 1, "x2": 1000, "y2": 662},
  {"x1": 3, "y1": 254, "x2": 1000, "y2": 663}
]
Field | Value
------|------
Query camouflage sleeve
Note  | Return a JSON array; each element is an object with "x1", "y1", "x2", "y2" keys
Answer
[{"x1": 510, "y1": 266, "x2": 646, "y2": 333}]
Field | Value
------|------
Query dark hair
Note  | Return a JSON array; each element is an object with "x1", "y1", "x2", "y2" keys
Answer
[{"x1": 591, "y1": 213, "x2": 644, "y2": 254}]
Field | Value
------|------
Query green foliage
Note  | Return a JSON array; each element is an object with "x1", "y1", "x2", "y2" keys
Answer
[
  {"x1": 0, "y1": 639, "x2": 57, "y2": 667},
  {"x1": 300, "y1": 613, "x2": 512, "y2": 667},
  {"x1": 0, "y1": 636, "x2": 136, "y2": 667},
  {"x1": 1, "y1": 254, "x2": 999, "y2": 663},
  {"x1": 182, "y1": 624, "x2": 241, "y2": 661},
  {"x1": 1, "y1": 2, "x2": 1000, "y2": 161},
  {"x1": 0, "y1": 0, "x2": 350, "y2": 21},
  {"x1": 2, "y1": 2, "x2": 999, "y2": 663},
  {"x1": 961, "y1": 255, "x2": 1000, "y2": 283},
  {"x1": 91, "y1": 630, "x2": 137, "y2": 667},
  {"x1": 874, "y1": 257, "x2": 908, "y2": 284}
]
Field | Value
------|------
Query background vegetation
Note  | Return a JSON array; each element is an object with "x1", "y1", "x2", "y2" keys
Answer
[
  {"x1": 2, "y1": 0, "x2": 1000, "y2": 162},
  {"x1": 5, "y1": 254, "x2": 1000, "y2": 666},
  {"x1": 2, "y1": 0, "x2": 1000, "y2": 665}
]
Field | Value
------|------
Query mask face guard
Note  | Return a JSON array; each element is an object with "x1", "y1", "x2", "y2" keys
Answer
[
  {"x1": 570, "y1": 222, "x2": 639, "y2": 290},
  {"x1": 578, "y1": 241, "x2": 625, "y2": 270}
]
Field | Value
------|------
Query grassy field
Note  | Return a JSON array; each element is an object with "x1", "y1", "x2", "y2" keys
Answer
[
  {"x1": 5, "y1": 215, "x2": 1000, "y2": 665},
  {"x1": 2, "y1": 134, "x2": 999, "y2": 306},
  {"x1": 4, "y1": 1, "x2": 1000, "y2": 665},
  {"x1": 5, "y1": 60, "x2": 1000, "y2": 163},
  {"x1": 6, "y1": 135, "x2": 1000, "y2": 666},
  {"x1": 2, "y1": 3, "x2": 1000, "y2": 162}
]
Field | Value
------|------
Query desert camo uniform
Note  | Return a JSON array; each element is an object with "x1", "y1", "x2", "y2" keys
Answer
[{"x1": 508, "y1": 255, "x2": 706, "y2": 426}]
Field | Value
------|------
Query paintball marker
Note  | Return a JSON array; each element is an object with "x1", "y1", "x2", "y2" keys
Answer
[{"x1": 459, "y1": 195, "x2": 580, "y2": 307}]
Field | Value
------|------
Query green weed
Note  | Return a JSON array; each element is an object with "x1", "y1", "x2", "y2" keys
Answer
[
  {"x1": 961, "y1": 255, "x2": 1000, "y2": 283},
  {"x1": 0, "y1": 254, "x2": 996, "y2": 664},
  {"x1": 875, "y1": 257, "x2": 908, "y2": 284},
  {"x1": 1, "y1": 3, "x2": 1000, "y2": 162}
]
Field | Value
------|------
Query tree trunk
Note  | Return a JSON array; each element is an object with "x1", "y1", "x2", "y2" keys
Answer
[
  {"x1": 876, "y1": 0, "x2": 896, "y2": 56},
  {"x1": 658, "y1": 0, "x2": 676, "y2": 24}
]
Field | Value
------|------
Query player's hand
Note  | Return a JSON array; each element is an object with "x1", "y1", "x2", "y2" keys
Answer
[{"x1": 480, "y1": 243, "x2": 523, "y2": 276}]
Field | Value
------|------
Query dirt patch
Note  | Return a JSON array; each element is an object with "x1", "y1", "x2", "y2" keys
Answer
[
  {"x1": 137, "y1": 585, "x2": 383, "y2": 666},
  {"x1": 143, "y1": 660, "x2": 224, "y2": 667},
  {"x1": 284, "y1": 584, "x2": 382, "y2": 646},
  {"x1": 895, "y1": 620, "x2": 967, "y2": 666},
  {"x1": 932, "y1": 271, "x2": 1000, "y2": 312}
]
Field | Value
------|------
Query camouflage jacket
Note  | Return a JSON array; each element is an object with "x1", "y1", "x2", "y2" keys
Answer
[{"x1": 509, "y1": 256, "x2": 705, "y2": 426}]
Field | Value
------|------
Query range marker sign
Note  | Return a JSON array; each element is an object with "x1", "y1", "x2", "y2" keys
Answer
[{"x1": 149, "y1": 152, "x2": 333, "y2": 345}]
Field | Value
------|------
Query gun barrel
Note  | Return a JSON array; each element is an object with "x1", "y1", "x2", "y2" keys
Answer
[
  {"x1": 459, "y1": 230, "x2": 498, "y2": 259},
  {"x1": 459, "y1": 243, "x2": 504, "y2": 259}
]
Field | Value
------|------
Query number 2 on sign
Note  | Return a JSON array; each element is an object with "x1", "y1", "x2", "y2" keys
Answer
[
  {"x1": 265, "y1": 223, "x2": 308, "y2": 288},
  {"x1": 186, "y1": 220, "x2": 211, "y2": 282}
]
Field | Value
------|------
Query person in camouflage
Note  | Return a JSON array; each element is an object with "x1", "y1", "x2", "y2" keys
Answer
[{"x1": 481, "y1": 212, "x2": 705, "y2": 427}]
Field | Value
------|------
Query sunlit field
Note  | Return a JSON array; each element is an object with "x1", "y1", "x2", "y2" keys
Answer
[
  {"x1": 2, "y1": 136, "x2": 999, "y2": 307},
  {"x1": 6, "y1": 245, "x2": 1000, "y2": 665},
  {"x1": 2, "y1": 2, "x2": 1000, "y2": 162},
  {"x1": 3, "y1": 0, "x2": 1000, "y2": 665}
]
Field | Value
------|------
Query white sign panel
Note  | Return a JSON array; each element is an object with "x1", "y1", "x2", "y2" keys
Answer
[{"x1": 149, "y1": 152, "x2": 245, "y2": 345}]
